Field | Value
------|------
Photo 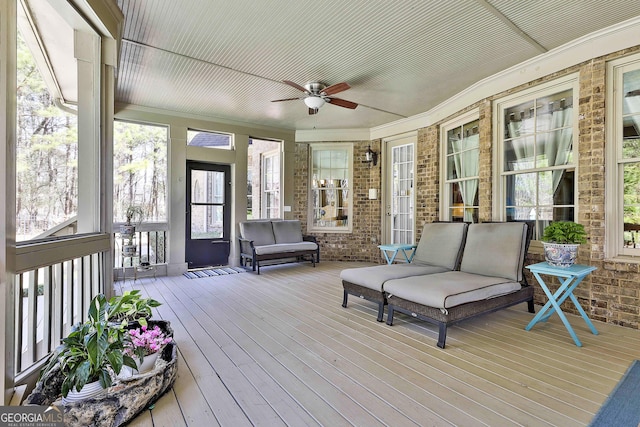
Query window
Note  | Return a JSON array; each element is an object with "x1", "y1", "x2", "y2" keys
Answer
[
  {"x1": 113, "y1": 121, "x2": 168, "y2": 223},
  {"x1": 262, "y1": 150, "x2": 280, "y2": 219},
  {"x1": 442, "y1": 114, "x2": 479, "y2": 223},
  {"x1": 187, "y1": 129, "x2": 232, "y2": 149},
  {"x1": 16, "y1": 30, "x2": 78, "y2": 241},
  {"x1": 495, "y1": 78, "x2": 577, "y2": 240},
  {"x1": 247, "y1": 138, "x2": 281, "y2": 219},
  {"x1": 309, "y1": 144, "x2": 353, "y2": 232},
  {"x1": 606, "y1": 54, "x2": 640, "y2": 257}
]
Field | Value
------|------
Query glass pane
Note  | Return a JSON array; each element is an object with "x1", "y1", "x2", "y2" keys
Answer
[
  {"x1": 191, "y1": 205, "x2": 223, "y2": 239},
  {"x1": 622, "y1": 120, "x2": 640, "y2": 157},
  {"x1": 504, "y1": 100, "x2": 535, "y2": 138},
  {"x1": 187, "y1": 130, "x2": 232, "y2": 148},
  {"x1": 536, "y1": 90, "x2": 573, "y2": 132},
  {"x1": 191, "y1": 170, "x2": 225, "y2": 203},
  {"x1": 504, "y1": 136, "x2": 535, "y2": 171},
  {"x1": 624, "y1": 162, "x2": 640, "y2": 226},
  {"x1": 536, "y1": 129, "x2": 573, "y2": 167},
  {"x1": 506, "y1": 173, "x2": 536, "y2": 209},
  {"x1": 623, "y1": 69, "x2": 640, "y2": 115}
]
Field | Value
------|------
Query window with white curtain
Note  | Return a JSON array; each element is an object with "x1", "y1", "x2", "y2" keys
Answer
[
  {"x1": 606, "y1": 54, "x2": 640, "y2": 257},
  {"x1": 308, "y1": 144, "x2": 352, "y2": 233},
  {"x1": 496, "y1": 79, "x2": 577, "y2": 240},
  {"x1": 442, "y1": 115, "x2": 479, "y2": 223}
]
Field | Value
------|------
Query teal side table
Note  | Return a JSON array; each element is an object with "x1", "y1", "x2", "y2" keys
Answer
[
  {"x1": 525, "y1": 262, "x2": 598, "y2": 347},
  {"x1": 377, "y1": 244, "x2": 417, "y2": 265}
]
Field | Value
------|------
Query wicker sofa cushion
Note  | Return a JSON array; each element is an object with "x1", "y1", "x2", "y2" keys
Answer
[
  {"x1": 239, "y1": 221, "x2": 276, "y2": 246},
  {"x1": 340, "y1": 264, "x2": 450, "y2": 291},
  {"x1": 384, "y1": 271, "x2": 521, "y2": 309},
  {"x1": 459, "y1": 222, "x2": 527, "y2": 281},
  {"x1": 413, "y1": 222, "x2": 468, "y2": 269},
  {"x1": 272, "y1": 220, "x2": 304, "y2": 244}
]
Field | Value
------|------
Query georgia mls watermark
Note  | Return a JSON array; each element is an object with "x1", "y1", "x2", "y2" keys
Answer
[{"x1": 0, "y1": 405, "x2": 64, "y2": 427}]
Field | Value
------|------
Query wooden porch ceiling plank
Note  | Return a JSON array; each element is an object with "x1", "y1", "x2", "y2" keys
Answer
[
  {"x1": 229, "y1": 269, "x2": 559, "y2": 427},
  {"x1": 149, "y1": 278, "x2": 290, "y2": 427}
]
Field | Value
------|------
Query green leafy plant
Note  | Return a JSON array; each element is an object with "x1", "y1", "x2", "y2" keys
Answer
[
  {"x1": 541, "y1": 221, "x2": 587, "y2": 244},
  {"x1": 40, "y1": 295, "x2": 137, "y2": 397},
  {"x1": 108, "y1": 290, "x2": 161, "y2": 327}
]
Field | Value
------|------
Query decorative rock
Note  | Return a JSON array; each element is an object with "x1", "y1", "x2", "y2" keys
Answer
[{"x1": 24, "y1": 321, "x2": 177, "y2": 427}]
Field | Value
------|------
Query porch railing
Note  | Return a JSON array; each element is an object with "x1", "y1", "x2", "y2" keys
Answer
[
  {"x1": 14, "y1": 233, "x2": 111, "y2": 382},
  {"x1": 113, "y1": 223, "x2": 168, "y2": 268}
]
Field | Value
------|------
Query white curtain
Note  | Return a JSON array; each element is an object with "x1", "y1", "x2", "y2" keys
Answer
[
  {"x1": 507, "y1": 106, "x2": 573, "y2": 193},
  {"x1": 452, "y1": 134, "x2": 479, "y2": 222}
]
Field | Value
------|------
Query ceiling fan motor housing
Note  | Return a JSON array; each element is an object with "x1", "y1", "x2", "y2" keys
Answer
[{"x1": 304, "y1": 82, "x2": 327, "y2": 95}]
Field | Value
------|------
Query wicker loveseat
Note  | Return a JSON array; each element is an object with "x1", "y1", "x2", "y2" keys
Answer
[{"x1": 239, "y1": 220, "x2": 319, "y2": 274}]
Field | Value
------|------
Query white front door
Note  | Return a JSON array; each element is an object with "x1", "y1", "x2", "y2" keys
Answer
[{"x1": 384, "y1": 134, "x2": 416, "y2": 245}]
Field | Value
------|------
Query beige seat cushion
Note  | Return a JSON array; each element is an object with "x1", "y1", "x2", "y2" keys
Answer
[
  {"x1": 384, "y1": 271, "x2": 522, "y2": 309},
  {"x1": 340, "y1": 264, "x2": 449, "y2": 291}
]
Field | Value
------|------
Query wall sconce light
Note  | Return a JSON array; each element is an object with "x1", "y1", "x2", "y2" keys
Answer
[{"x1": 364, "y1": 145, "x2": 378, "y2": 167}]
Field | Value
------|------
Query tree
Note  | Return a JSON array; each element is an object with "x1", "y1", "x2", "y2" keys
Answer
[{"x1": 16, "y1": 32, "x2": 77, "y2": 240}]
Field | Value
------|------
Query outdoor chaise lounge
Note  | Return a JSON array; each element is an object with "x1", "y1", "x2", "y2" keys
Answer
[
  {"x1": 340, "y1": 222, "x2": 469, "y2": 321},
  {"x1": 385, "y1": 222, "x2": 534, "y2": 348}
]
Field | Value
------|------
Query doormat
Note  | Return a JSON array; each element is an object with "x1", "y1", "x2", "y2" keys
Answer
[
  {"x1": 183, "y1": 267, "x2": 245, "y2": 279},
  {"x1": 589, "y1": 359, "x2": 640, "y2": 427}
]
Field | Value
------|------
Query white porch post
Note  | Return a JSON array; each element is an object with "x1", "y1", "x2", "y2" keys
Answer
[{"x1": 0, "y1": 0, "x2": 17, "y2": 404}]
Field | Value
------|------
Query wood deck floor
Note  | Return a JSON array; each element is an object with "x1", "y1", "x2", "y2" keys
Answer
[{"x1": 119, "y1": 261, "x2": 640, "y2": 427}]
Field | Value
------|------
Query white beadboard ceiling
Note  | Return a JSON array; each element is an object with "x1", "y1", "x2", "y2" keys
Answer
[{"x1": 110, "y1": 0, "x2": 640, "y2": 131}]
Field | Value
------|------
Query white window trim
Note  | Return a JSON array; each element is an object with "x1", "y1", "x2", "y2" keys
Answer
[
  {"x1": 308, "y1": 143, "x2": 353, "y2": 233},
  {"x1": 492, "y1": 74, "x2": 579, "y2": 242},
  {"x1": 605, "y1": 52, "x2": 640, "y2": 259},
  {"x1": 261, "y1": 149, "x2": 281, "y2": 219},
  {"x1": 439, "y1": 109, "x2": 480, "y2": 221}
]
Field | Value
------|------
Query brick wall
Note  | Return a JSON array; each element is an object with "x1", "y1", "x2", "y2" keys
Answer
[
  {"x1": 294, "y1": 141, "x2": 382, "y2": 263},
  {"x1": 294, "y1": 46, "x2": 640, "y2": 330}
]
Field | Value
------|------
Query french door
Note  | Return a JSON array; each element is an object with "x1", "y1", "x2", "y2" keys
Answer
[
  {"x1": 384, "y1": 134, "x2": 416, "y2": 245},
  {"x1": 185, "y1": 161, "x2": 231, "y2": 268}
]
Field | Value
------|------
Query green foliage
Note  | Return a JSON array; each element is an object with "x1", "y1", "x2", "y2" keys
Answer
[
  {"x1": 40, "y1": 295, "x2": 137, "y2": 397},
  {"x1": 108, "y1": 290, "x2": 161, "y2": 327},
  {"x1": 541, "y1": 221, "x2": 587, "y2": 244}
]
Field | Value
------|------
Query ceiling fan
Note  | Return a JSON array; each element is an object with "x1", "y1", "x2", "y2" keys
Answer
[{"x1": 271, "y1": 81, "x2": 358, "y2": 115}]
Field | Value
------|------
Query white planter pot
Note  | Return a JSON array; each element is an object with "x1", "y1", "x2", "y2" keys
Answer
[
  {"x1": 120, "y1": 224, "x2": 136, "y2": 236},
  {"x1": 62, "y1": 380, "x2": 105, "y2": 404},
  {"x1": 135, "y1": 352, "x2": 159, "y2": 374},
  {"x1": 542, "y1": 242, "x2": 579, "y2": 268},
  {"x1": 122, "y1": 245, "x2": 137, "y2": 256}
]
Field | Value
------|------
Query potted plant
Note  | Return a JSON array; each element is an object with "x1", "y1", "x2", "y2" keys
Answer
[
  {"x1": 40, "y1": 295, "x2": 137, "y2": 403},
  {"x1": 541, "y1": 221, "x2": 587, "y2": 268},
  {"x1": 108, "y1": 290, "x2": 161, "y2": 327},
  {"x1": 124, "y1": 324, "x2": 173, "y2": 374},
  {"x1": 120, "y1": 205, "x2": 144, "y2": 236}
]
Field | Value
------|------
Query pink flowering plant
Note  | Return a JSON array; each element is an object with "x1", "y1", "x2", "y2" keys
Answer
[{"x1": 125, "y1": 324, "x2": 172, "y2": 361}]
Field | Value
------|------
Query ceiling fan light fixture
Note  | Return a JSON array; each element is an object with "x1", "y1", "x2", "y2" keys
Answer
[{"x1": 304, "y1": 96, "x2": 325, "y2": 110}]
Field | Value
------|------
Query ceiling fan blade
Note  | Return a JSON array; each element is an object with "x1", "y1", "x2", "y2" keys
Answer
[
  {"x1": 271, "y1": 97, "x2": 302, "y2": 102},
  {"x1": 283, "y1": 80, "x2": 308, "y2": 93},
  {"x1": 322, "y1": 82, "x2": 350, "y2": 96},
  {"x1": 308, "y1": 108, "x2": 318, "y2": 115},
  {"x1": 327, "y1": 97, "x2": 358, "y2": 109}
]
